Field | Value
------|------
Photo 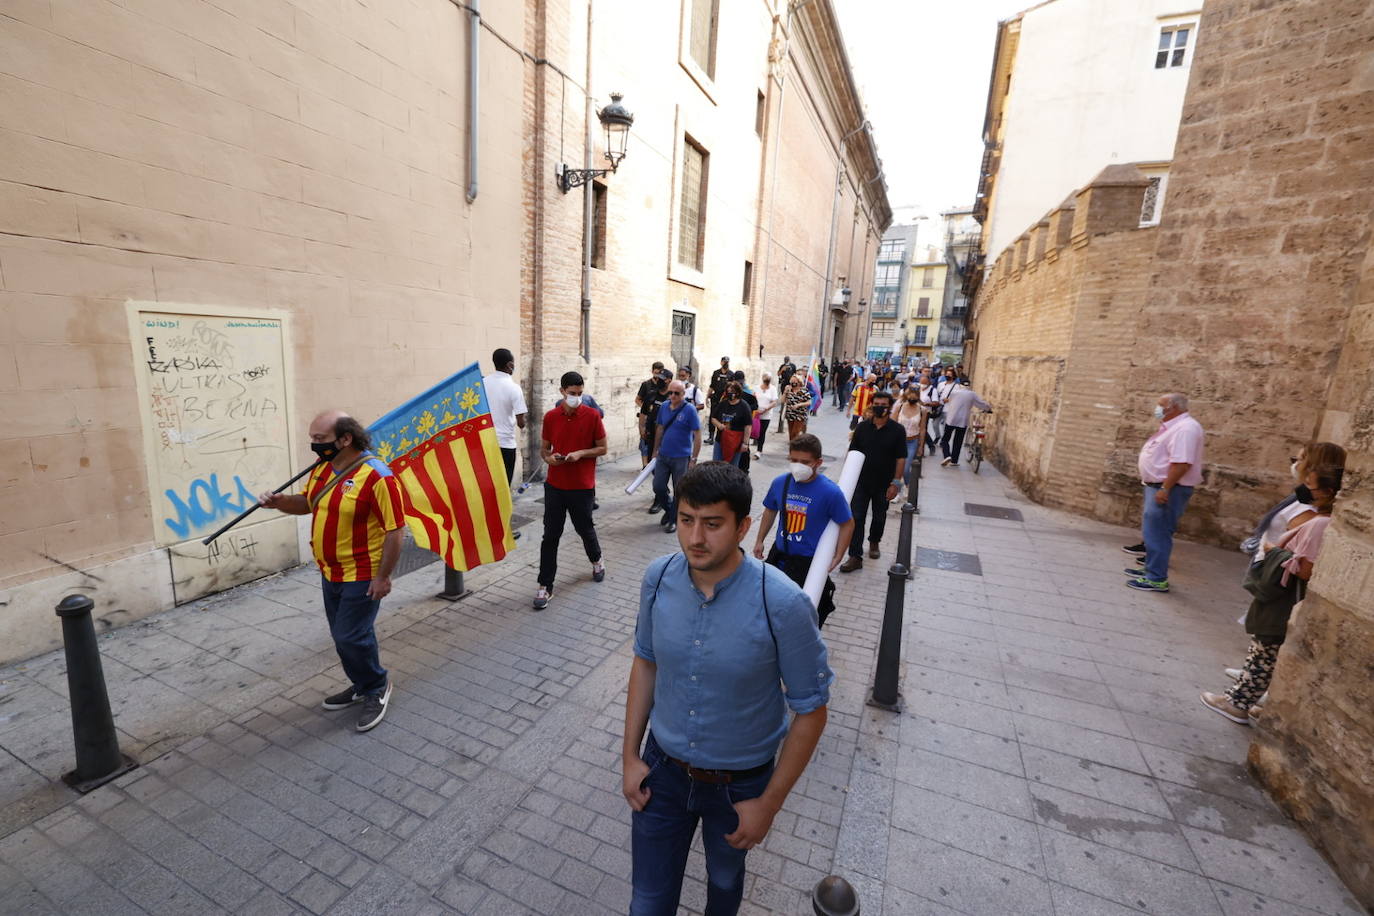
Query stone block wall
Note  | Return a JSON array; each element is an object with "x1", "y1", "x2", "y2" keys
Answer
[
  {"x1": 1136, "y1": 0, "x2": 1374, "y2": 906},
  {"x1": 1116, "y1": 0, "x2": 1374, "y2": 545}
]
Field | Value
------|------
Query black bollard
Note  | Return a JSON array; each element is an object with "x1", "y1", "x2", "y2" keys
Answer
[
  {"x1": 910, "y1": 448, "x2": 922, "y2": 514},
  {"x1": 813, "y1": 875, "x2": 860, "y2": 916},
  {"x1": 868, "y1": 500, "x2": 916, "y2": 712},
  {"x1": 436, "y1": 565, "x2": 472, "y2": 601},
  {"x1": 55, "y1": 595, "x2": 136, "y2": 793}
]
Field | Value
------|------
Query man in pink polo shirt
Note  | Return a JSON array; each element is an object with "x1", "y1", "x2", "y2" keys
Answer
[{"x1": 1126, "y1": 393, "x2": 1204, "y2": 593}]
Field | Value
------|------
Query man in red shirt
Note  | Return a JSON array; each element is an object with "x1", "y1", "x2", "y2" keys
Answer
[{"x1": 535, "y1": 371, "x2": 609, "y2": 610}]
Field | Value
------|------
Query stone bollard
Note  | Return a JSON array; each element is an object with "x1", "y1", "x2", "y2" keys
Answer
[
  {"x1": 55, "y1": 595, "x2": 136, "y2": 792},
  {"x1": 813, "y1": 875, "x2": 860, "y2": 916},
  {"x1": 868, "y1": 499, "x2": 916, "y2": 711}
]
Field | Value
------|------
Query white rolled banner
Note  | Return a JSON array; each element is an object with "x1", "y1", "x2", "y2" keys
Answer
[
  {"x1": 625, "y1": 457, "x2": 657, "y2": 494},
  {"x1": 802, "y1": 449, "x2": 866, "y2": 607}
]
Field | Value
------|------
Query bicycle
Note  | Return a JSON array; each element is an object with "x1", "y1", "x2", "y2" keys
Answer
[{"x1": 968, "y1": 410, "x2": 992, "y2": 474}]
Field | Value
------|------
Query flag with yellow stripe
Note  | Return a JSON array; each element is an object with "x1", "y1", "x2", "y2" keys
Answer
[{"x1": 368, "y1": 363, "x2": 514, "y2": 571}]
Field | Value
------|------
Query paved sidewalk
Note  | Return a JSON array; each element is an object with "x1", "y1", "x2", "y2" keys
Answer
[{"x1": 0, "y1": 405, "x2": 1364, "y2": 915}]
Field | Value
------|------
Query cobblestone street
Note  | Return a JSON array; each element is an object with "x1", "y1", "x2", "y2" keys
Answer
[{"x1": 0, "y1": 406, "x2": 1364, "y2": 915}]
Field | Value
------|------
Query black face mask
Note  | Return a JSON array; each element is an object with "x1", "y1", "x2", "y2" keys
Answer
[
  {"x1": 311, "y1": 440, "x2": 342, "y2": 461},
  {"x1": 872, "y1": 405, "x2": 888, "y2": 417},
  {"x1": 1294, "y1": 484, "x2": 1315, "y2": 504}
]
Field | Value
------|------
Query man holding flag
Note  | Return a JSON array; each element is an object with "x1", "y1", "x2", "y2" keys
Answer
[{"x1": 259, "y1": 410, "x2": 404, "y2": 733}]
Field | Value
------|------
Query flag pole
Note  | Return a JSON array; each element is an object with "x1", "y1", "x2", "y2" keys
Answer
[{"x1": 200, "y1": 460, "x2": 323, "y2": 545}]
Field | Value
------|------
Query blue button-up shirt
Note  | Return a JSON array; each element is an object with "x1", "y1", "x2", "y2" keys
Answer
[{"x1": 633, "y1": 552, "x2": 834, "y2": 769}]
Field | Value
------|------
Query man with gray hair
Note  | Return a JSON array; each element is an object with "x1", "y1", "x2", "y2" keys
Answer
[{"x1": 1126, "y1": 393, "x2": 1205, "y2": 593}]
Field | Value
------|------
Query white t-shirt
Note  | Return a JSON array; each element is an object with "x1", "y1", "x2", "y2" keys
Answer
[
  {"x1": 1254, "y1": 501, "x2": 1315, "y2": 562},
  {"x1": 755, "y1": 386, "x2": 780, "y2": 420},
  {"x1": 683, "y1": 382, "x2": 706, "y2": 410},
  {"x1": 483, "y1": 371, "x2": 527, "y2": 448}
]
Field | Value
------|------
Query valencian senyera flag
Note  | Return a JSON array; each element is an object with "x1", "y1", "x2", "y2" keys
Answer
[{"x1": 368, "y1": 363, "x2": 514, "y2": 571}]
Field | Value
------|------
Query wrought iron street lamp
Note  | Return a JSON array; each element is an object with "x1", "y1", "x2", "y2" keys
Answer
[{"x1": 557, "y1": 92, "x2": 635, "y2": 193}]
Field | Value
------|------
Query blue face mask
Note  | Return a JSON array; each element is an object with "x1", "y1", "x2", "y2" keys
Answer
[{"x1": 1153, "y1": 405, "x2": 1166, "y2": 420}]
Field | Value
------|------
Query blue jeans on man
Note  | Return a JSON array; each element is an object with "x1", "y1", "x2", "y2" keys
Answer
[
  {"x1": 630, "y1": 733, "x2": 774, "y2": 916},
  {"x1": 321, "y1": 578, "x2": 388, "y2": 696},
  {"x1": 1141, "y1": 483, "x2": 1194, "y2": 582},
  {"x1": 651, "y1": 456, "x2": 690, "y2": 523}
]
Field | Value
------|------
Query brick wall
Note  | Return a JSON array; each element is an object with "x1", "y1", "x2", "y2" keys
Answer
[{"x1": 971, "y1": 167, "x2": 1158, "y2": 517}]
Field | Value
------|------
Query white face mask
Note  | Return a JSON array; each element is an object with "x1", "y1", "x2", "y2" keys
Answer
[
  {"x1": 1291, "y1": 459, "x2": 1301, "y2": 481},
  {"x1": 789, "y1": 461, "x2": 816, "y2": 483},
  {"x1": 564, "y1": 394, "x2": 583, "y2": 409},
  {"x1": 1153, "y1": 404, "x2": 1166, "y2": 420}
]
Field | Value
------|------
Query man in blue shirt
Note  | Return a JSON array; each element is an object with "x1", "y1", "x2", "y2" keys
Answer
[
  {"x1": 752, "y1": 434, "x2": 853, "y2": 627},
  {"x1": 623, "y1": 462, "x2": 833, "y2": 916},
  {"x1": 649, "y1": 380, "x2": 702, "y2": 535}
]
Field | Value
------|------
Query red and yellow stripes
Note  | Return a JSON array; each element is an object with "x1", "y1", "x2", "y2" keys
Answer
[{"x1": 394, "y1": 415, "x2": 513, "y2": 571}]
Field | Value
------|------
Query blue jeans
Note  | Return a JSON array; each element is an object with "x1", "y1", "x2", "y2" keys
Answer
[
  {"x1": 651, "y1": 456, "x2": 690, "y2": 522},
  {"x1": 1141, "y1": 484, "x2": 1194, "y2": 582},
  {"x1": 320, "y1": 578, "x2": 388, "y2": 696},
  {"x1": 631, "y1": 733, "x2": 774, "y2": 916},
  {"x1": 904, "y1": 436, "x2": 920, "y2": 487}
]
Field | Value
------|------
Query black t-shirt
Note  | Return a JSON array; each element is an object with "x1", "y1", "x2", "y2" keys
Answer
[
  {"x1": 640, "y1": 387, "x2": 668, "y2": 436},
  {"x1": 777, "y1": 363, "x2": 796, "y2": 388},
  {"x1": 711, "y1": 398, "x2": 752, "y2": 432},
  {"x1": 850, "y1": 419, "x2": 907, "y2": 493},
  {"x1": 709, "y1": 369, "x2": 732, "y2": 399}
]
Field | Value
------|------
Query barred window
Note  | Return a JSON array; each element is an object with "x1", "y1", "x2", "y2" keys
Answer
[
  {"x1": 1140, "y1": 175, "x2": 1164, "y2": 226},
  {"x1": 677, "y1": 138, "x2": 708, "y2": 271},
  {"x1": 688, "y1": 0, "x2": 720, "y2": 79}
]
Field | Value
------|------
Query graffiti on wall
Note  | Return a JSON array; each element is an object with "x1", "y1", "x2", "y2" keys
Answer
[{"x1": 132, "y1": 308, "x2": 300, "y2": 603}]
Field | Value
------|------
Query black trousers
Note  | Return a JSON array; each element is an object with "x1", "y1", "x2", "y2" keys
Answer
[
  {"x1": 940, "y1": 425, "x2": 967, "y2": 463},
  {"x1": 765, "y1": 546, "x2": 836, "y2": 627},
  {"x1": 538, "y1": 484, "x2": 600, "y2": 587},
  {"x1": 500, "y1": 447, "x2": 517, "y2": 485},
  {"x1": 848, "y1": 487, "x2": 890, "y2": 557},
  {"x1": 756, "y1": 418, "x2": 771, "y2": 452}
]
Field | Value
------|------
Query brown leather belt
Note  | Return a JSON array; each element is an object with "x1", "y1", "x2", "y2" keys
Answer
[{"x1": 665, "y1": 754, "x2": 772, "y2": 784}]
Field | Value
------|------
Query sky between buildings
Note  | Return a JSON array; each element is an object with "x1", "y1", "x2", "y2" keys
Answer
[{"x1": 834, "y1": 0, "x2": 1030, "y2": 232}]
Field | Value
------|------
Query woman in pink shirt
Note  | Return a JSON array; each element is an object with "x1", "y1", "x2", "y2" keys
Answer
[{"x1": 1201, "y1": 461, "x2": 1345, "y2": 725}]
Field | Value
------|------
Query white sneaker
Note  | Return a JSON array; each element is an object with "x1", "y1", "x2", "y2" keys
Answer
[
  {"x1": 1224, "y1": 667, "x2": 1243, "y2": 680},
  {"x1": 940, "y1": 457, "x2": 953, "y2": 467}
]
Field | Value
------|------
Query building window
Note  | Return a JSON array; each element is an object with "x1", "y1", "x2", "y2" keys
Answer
[
  {"x1": 875, "y1": 263, "x2": 901, "y2": 285},
  {"x1": 917, "y1": 297, "x2": 930, "y2": 317},
  {"x1": 1139, "y1": 176, "x2": 1165, "y2": 225},
  {"x1": 1155, "y1": 25, "x2": 1192, "y2": 69},
  {"x1": 872, "y1": 320, "x2": 895, "y2": 335},
  {"x1": 741, "y1": 260, "x2": 753, "y2": 305},
  {"x1": 914, "y1": 326, "x2": 928, "y2": 345},
  {"x1": 921, "y1": 267, "x2": 934, "y2": 288},
  {"x1": 755, "y1": 91, "x2": 765, "y2": 136},
  {"x1": 584, "y1": 182, "x2": 607, "y2": 269},
  {"x1": 677, "y1": 137, "x2": 708, "y2": 271},
  {"x1": 878, "y1": 238, "x2": 904, "y2": 259},
  {"x1": 688, "y1": 0, "x2": 720, "y2": 79}
]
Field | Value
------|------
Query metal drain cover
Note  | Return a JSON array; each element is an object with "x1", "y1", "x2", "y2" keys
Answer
[
  {"x1": 964, "y1": 502, "x2": 1024, "y2": 521},
  {"x1": 915, "y1": 548, "x2": 984, "y2": 576}
]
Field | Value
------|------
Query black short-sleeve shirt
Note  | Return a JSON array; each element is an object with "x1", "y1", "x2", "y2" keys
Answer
[{"x1": 850, "y1": 419, "x2": 908, "y2": 493}]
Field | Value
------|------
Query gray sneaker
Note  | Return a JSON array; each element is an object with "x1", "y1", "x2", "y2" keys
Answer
[
  {"x1": 322, "y1": 688, "x2": 359, "y2": 711},
  {"x1": 356, "y1": 681, "x2": 392, "y2": 732}
]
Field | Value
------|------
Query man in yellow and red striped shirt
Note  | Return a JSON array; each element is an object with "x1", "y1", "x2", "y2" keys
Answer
[{"x1": 260, "y1": 410, "x2": 404, "y2": 732}]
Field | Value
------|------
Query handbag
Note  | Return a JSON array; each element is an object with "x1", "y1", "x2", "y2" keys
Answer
[{"x1": 751, "y1": 415, "x2": 762, "y2": 439}]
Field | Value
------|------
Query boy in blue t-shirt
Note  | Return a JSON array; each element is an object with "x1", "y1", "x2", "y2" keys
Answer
[{"x1": 752, "y1": 434, "x2": 854, "y2": 626}]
